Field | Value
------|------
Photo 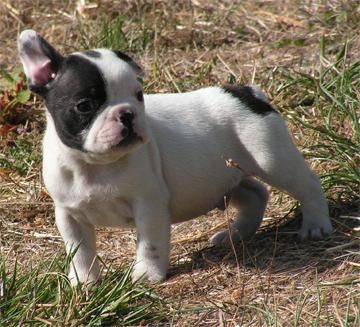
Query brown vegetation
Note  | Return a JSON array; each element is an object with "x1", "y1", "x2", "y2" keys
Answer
[{"x1": 0, "y1": 1, "x2": 359, "y2": 325}]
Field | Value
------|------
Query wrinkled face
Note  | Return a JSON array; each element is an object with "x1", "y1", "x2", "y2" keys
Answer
[{"x1": 18, "y1": 30, "x2": 148, "y2": 163}]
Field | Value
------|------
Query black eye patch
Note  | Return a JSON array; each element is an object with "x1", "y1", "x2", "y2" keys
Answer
[
  {"x1": 44, "y1": 55, "x2": 107, "y2": 151},
  {"x1": 75, "y1": 98, "x2": 99, "y2": 114}
]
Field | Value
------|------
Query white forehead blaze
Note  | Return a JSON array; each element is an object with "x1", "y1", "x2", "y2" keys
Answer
[{"x1": 75, "y1": 49, "x2": 149, "y2": 159}]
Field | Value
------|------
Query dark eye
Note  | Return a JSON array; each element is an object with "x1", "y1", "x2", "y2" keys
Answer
[
  {"x1": 75, "y1": 99, "x2": 97, "y2": 114},
  {"x1": 136, "y1": 90, "x2": 143, "y2": 102}
]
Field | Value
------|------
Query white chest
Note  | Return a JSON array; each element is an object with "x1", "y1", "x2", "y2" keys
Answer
[
  {"x1": 45, "y1": 162, "x2": 137, "y2": 228},
  {"x1": 66, "y1": 195, "x2": 135, "y2": 228}
]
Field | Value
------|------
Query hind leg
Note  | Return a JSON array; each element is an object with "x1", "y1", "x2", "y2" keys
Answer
[
  {"x1": 261, "y1": 166, "x2": 332, "y2": 239},
  {"x1": 209, "y1": 177, "x2": 268, "y2": 246},
  {"x1": 238, "y1": 113, "x2": 333, "y2": 239},
  {"x1": 262, "y1": 165, "x2": 332, "y2": 239}
]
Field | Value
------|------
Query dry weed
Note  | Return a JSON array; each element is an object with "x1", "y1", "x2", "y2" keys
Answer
[{"x1": 0, "y1": 1, "x2": 359, "y2": 325}]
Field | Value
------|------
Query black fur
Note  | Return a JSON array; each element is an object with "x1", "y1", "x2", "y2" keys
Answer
[
  {"x1": 83, "y1": 50, "x2": 102, "y2": 58},
  {"x1": 223, "y1": 85, "x2": 277, "y2": 116},
  {"x1": 112, "y1": 50, "x2": 144, "y2": 76},
  {"x1": 44, "y1": 55, "x2": 107, "y2": 150}
]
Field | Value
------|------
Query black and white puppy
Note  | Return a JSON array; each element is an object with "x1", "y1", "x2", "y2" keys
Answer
[{"x1": 18, "y1": 30, "x2": 332, "y2": 284}]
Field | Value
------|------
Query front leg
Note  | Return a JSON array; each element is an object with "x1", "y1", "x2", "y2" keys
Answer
[
  {"x1": 132, "y1": 198, "x2": 171, "y2": 282},
  {"x1": 55, "y1": 207, "x2": 100, "y2": 286}
]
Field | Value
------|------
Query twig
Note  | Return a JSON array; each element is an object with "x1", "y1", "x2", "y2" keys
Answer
[
  {"x1": 224, "y1": 196, "x2": 241, "y2": 280},
  {"x1": 325, "y1": 240, "x2": 360, "y2": 253}
]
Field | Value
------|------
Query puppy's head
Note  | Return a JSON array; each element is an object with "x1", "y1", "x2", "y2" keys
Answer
[{"x1": 18, "y1": 30, "x2": 148, "y2": 163}]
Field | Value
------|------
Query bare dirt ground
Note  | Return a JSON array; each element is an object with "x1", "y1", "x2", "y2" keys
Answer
[{"x1": 0, "y1": 1, "x2": 359, "y2": 326}]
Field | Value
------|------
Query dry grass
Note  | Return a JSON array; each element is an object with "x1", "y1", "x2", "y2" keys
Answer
[{"x1": 0, "y1": 0, "x2": 359, "y2": 326}]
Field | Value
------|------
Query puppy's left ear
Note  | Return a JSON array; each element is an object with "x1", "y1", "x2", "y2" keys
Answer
[
  {"x1": 18, "y1": 30, "x2": 64, "y2": 95},
  {"x1": 113, "y1": 50, "x2": 144, "y2": 77}
]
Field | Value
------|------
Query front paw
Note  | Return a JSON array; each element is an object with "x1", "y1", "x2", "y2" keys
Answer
[
  {"x1": 209, "y1": 229, "x2": 242, "y2": 247},
  {"x1": 132, "y1": 259, "x2": 167, "y2": 283},
  {"x1": 68, "y1": 265, "x2": 100, "y2": 287}
]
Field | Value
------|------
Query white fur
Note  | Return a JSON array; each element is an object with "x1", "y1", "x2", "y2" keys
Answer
[
  {"x1": 18, "y1": 31, "x2": 332, "y2": 284},
  {"x1": 43, "y1": 83, "x2": 333, "y2": 284}
]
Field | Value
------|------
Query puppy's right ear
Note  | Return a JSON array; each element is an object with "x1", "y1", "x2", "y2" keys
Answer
[{"x1": 18, "y1": 30, "x2": 63, "y2": 95}]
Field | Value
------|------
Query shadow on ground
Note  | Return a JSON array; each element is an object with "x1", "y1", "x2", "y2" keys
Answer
[{"x1": 168, "y1": 200, "x2": 359, "y2": 278}]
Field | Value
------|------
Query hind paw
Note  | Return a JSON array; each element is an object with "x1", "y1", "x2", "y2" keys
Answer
[{"x1": 299, "y1": 219, "x2": 333, "y2": 240}]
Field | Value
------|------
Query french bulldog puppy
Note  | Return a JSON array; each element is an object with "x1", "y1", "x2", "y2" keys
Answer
[{"x1": 18, "y1": 30, "x2": 332, "y2": 284}]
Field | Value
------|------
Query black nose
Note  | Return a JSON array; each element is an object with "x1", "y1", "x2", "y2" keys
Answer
[{"x1": 119, "y1": 111, "x2": 134, "y2": 128}]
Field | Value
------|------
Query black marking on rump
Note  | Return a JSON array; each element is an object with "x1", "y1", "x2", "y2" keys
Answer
[
  {"x1": 83, "y1": 50, "x2": 102, "y2": 58},
  {"x1": 44, "y1": 55, "x2": 107, "y2": 150},
  {"x1": 222, "y1": 84, "x2": 277, "y2": 116}
]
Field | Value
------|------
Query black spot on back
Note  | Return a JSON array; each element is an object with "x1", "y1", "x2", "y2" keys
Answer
[
  {"x1": 44, "y1": 55, "x2": 107, "y2": 150},
  {"x1": 83, "y1": 50, "x2": 102, "y2": 58},
  {"x1": 222, "y1": 84, "x2": 277, "y2": 116}
]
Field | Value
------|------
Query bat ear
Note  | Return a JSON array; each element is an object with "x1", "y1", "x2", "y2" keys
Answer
[
  {"x1": 18, "y1": 30, "x2": 64, "y2": 93},
  {"x1": 113, "y1": 50, "x2": 144, "y2": 77}
]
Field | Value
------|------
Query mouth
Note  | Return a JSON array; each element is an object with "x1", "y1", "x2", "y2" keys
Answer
[
  {"x1": 117, "y1": 131, "x2": 142, "y2": 147},
  {"x1": 117, "y1": 111, "x2": 142, "y2": 147}
]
